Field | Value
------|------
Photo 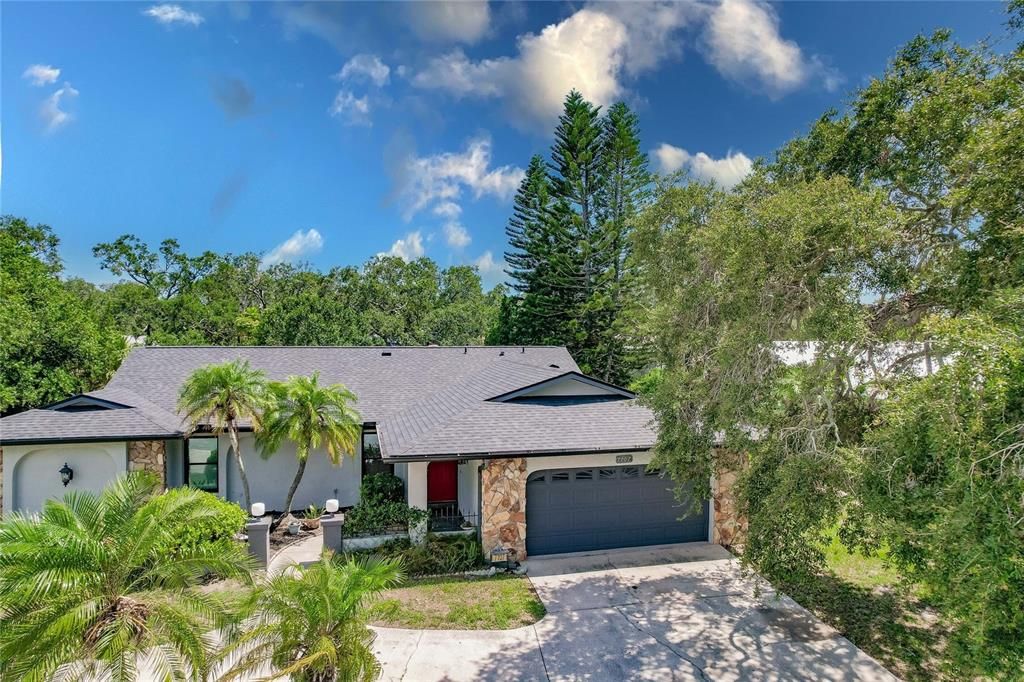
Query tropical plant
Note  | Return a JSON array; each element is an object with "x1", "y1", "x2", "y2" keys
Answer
[
  {"x1": 358, "y1": 472, "x2": 404, "y2": 505},
  {"x1": 0, "y1": 472, "x2": 253, "y2": 681},
  {"x1": 342, "y1": 502, "x2": 429, "y2": 537},
  {"x1": 178, "y1": 359, "x2": 271, "y2": 509},
  {"x1": 218, "y1": 554, "x2": 403, "y2": 682},
  {"x1": 354, "y1": 535, "x2": 486, "y2": 577},
  {"x1": 257, "y1": 373, "x2": 362, "y2": 516},
  {"x1": 153, "y1": 488, "x2": 248, "y2": 560}
]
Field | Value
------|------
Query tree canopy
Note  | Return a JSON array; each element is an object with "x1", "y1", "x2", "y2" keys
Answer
[{"x1": 634, "y1": 11, "x2": 1023, "y2": 678}]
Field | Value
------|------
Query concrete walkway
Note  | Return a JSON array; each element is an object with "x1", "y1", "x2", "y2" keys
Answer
[
  {"x1": 267, "y1": 532, "x2": 323, "y2": 575},
  {"x1": 374, "y1": 543, "x2": 896, "y2": 681}
]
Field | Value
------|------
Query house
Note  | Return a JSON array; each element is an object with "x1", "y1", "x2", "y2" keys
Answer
[{"x1": 0, "y1": 345, "x2": 739, "y2": 559}]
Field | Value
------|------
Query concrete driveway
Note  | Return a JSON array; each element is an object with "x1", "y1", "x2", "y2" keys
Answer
[{"x1": 374, "y1": 543, "x2": 896, "y2": 681}]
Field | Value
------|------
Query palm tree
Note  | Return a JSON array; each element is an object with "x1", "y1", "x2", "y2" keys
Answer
[
  {"x1": 0, "y1": 472, "x2": 253, "y2": 681},
  {"x1": 219, "y1": 554, "x2": 403, "y2": 682},
  {"x1": 178, "y1": 359, "x2": 270, "y2": 510},
  {"x1": 257, "y1": 372, "x2": 361, "y2": 516}
]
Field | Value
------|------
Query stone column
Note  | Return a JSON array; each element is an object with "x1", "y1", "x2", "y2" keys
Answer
[
  {"x1": 245, "y1": 515, "x2": 272, "y2": 570},
  {"x1": 480, "y1": 457, "x2": 528, "y2": 561},
  {"x1": 322, "y1": 513, "x2": 344, "y2": 554},
  {"x1": 127, "y1": 440, "x2": 167, "y2": 488},
  {"x1": 712, "y1": 451, "x2": 748, "y2": 549}
]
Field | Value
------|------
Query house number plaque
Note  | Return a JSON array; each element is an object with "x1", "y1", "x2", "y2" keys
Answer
[{"x1": 615, "y1": 454, "x2": 633, "y2": 464}]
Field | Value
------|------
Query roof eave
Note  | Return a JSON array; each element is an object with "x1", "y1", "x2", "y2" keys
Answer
[
  {"x1": 381, "y1": 444, "x2": 653, "y2": 463},
  {"x1": 0, "y1": 433, "x2": 183, "y2": 447}
]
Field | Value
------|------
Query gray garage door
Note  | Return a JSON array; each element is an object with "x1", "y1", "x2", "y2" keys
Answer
[{"x1": 526, "y1": 464, "x2": 708, "y2": 556}]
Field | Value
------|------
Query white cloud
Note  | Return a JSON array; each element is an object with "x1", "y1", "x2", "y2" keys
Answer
[
  {"x1": 386, "y1": 231, "x2": 426, "y2": 261},
  {"x1": 473, "y1": 251, "x2": 505, "y2": 284},
  {"x1": 144, "y1": 4, "x2": 204, "y2": 26},
  {"x1": 408, "y1": 1, "x2": 491, "y2": 44},
  {"x1": 653, "y1": 143, "x2": 753, "y2": 189},
  {"x1": 328, "y1": 90, "x2": 371, "y2": 126},
  {"x1": 411, "y1": 4, "x2": 693, "y2": 127},
  {"x1": 23, "y1": 64, "x2": 60, "y2": 86},
  {"x1": 335, "y1": 54, "x2": 390, "y2": 87},
  {"x1": 399, "y1": 136, "x2": 524, "y2": 220},
  {"x1": 444, "y1": 223, "x2": 471, "y2": 249},
  {"x1": 433, "y1": 201, "x2": 462, "y2": 219},
  {"x1": 40, "y1": 83, "x2": 79, "y2": 132},
  {"x1": 702, "y1": 0, "x2": 838, "y2": 96},
  {"x1": 261, "y1": 228, "x2": 324, "y2": 267}
]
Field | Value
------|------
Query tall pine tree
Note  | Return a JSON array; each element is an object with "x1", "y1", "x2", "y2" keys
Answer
[
  {"x1": 501, "y1": 91, "x2": 650, "y2": 380},
  {"x1": 548, "y1": 90, "x2": 606, "y2": 370},
  {"x1": 594, "y1": 102, "x2": 652, "y2": 382}
]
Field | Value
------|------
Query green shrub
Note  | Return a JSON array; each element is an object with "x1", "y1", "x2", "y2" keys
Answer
[
  {"x1": 352, "y1": 534, "x2": 486, "y2": 577},
  {"x1": 359, "y1": 472, "x2": 405, "y2": 505},
  {"x1": 344, "y1": 502, "x2": 428, "y2": 536},
  {"x1": 155, "y1": 488, "x2": 247, "y2": 559}
]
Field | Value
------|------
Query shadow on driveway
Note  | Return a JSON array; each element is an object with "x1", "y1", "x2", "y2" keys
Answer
[{"x1": 375, "y1": 542, "x2": 898, "y2": 681}]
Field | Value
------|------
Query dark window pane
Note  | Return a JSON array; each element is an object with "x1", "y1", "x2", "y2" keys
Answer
[
  {"x1": 599, "y1": 468, "x2": 617, "y2": 479},
  {"x1": 527, "y1": 472, "x2": 546, "y2": 483},
  {"x1": 363, "y1": 458, "x2": 393, "y2": 477},
  {"x1": 361, "y1": 430, "x2": 391, "y2": 478},
  {"x1": 187, "y1": 438, "x2": 218, "y2": 492},
  {"x1": 188, "y1": 438, "x2": 218, "y2": 465},
  {"x1": 362, "y1": 432, "x2": 381, "y2": 459},
  {"x1": 622, "y1": 467, "x2": 640, "y2": 478},
  {"x1": 188, "y1": 465, "x2": 218, "y2": 491},
  {"x1": 644, "y1": 466, "x2": 663, "y2": 477},
  {"x1": 574, "y1": 469, "x2": 593, "y2": 480},
  {"x1": 551, "y1": 471, "x2": 570, "y2": 482}
]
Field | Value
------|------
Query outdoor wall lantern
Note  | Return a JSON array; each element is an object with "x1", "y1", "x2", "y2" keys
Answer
[
  {"x1": 325, "y1": 498, "x2": 340, "y2": 514},
  {"x1": 59, "y1": 462, "x2": 74, "y2": 487},
  {"x1": 250, "y1": 502, "x2": 265, "y2": 519}
]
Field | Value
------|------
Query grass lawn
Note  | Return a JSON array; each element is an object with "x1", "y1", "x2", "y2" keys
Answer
[
  {"x1": 370, "y1": 574, "x2": 546, "y2": 630},
  {"x1": 776, "y1": 529, "x2": 950, "y2": 681}
]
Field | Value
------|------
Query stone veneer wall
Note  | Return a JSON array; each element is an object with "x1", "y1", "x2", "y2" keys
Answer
[
  {"x1": 128, "y1": 440, "x2": 166, "y2": 487},
  {"x1": 480, "y1": 457, "x2": 528, "y2": 561},
  {"x1": 712, "y1": 453, "x2": 748, "y2": 549}
]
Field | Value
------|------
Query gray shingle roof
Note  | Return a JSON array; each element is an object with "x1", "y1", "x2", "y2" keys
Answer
[
  {"x1": 0, "y1": 407, "x2": 179, "y2": 444},
  {"x1": 0, "y1": 345, "x2": 658, "y2": 456}
]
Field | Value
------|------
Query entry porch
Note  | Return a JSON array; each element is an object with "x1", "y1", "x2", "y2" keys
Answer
[{"x1": 400, "y1": 459, "x2": 482, "y2": 533}]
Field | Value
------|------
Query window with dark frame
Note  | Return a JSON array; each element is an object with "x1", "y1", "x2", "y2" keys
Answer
[
  {"x1": 361, "y1": 426, "x2": 393, "y2": 479},
  {"x1": 186, "y1": 437, "x2": 219, "y2": 492}
]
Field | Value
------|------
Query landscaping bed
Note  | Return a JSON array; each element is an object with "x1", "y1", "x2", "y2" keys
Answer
[
  {"x1": 370, "y1": 574, "x2": 545, "y2": 630},
  {"x1": 778, "y1": 531, "x2": 950, "y2": 681}
]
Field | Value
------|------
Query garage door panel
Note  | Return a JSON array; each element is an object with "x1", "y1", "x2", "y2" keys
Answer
[{"x1": 526, "y1": 464, "x2": 708, "y2": 556}]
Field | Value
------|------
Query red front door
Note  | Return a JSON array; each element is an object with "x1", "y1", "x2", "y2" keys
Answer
[{"x1": 427, "y1": 461, "x2": 458, "y2": 504}]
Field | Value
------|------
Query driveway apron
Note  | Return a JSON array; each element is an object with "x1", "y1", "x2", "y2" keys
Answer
[{"x1": 374, "y1": 543, "x2": 897, "y2": 681}]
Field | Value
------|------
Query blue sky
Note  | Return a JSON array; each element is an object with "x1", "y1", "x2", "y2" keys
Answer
[{"x1": 1, "y1": 1, "x2": 1008, "y2": 286}]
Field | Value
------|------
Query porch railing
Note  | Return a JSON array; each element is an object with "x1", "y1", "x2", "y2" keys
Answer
[{"x1": 428, "y1": 504, "x2": 479, "y2": 533}]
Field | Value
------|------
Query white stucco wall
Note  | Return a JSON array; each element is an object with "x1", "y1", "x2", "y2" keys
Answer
[
  {"x1": 220, "y1": 433, "x2": 362, "y2": 512},
  {"x1": 2, "y1": 442, "x2": 127, "y2": 515},
  {"x1": 405, "y1": 461, "x2": 428, "y2": 509},
  {"x1": 524, "y1": 450, "x2": 654, "y2": 475},
  {"x1": 457, "y1": 459, "x2": 482, "y2": 518},
  {"x1": 514, "y1": 376, "x2": 622, "y2": 398}
]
